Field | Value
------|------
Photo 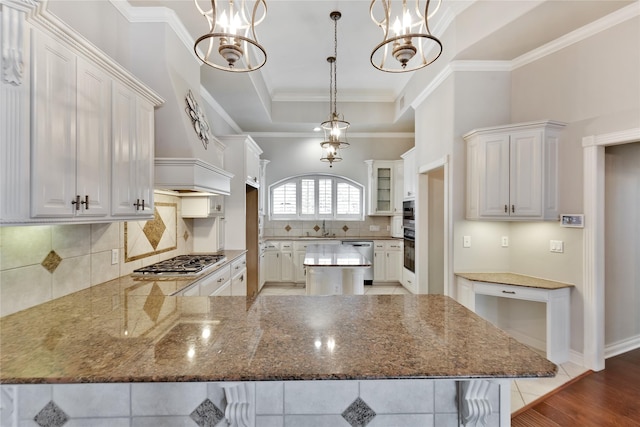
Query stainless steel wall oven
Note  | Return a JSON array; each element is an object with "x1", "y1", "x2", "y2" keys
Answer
[{"x1": 403, "y1": 227, "x2": 415, "y2": 273}]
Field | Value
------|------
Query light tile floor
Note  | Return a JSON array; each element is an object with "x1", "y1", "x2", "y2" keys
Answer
[{"x1": 258, "y1": 283, "x2": 588, "y2": 414}]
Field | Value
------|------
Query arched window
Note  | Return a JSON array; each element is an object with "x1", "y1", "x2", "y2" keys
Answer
[{"x1": 270, "y1": 174, "x2": 364, "y2": 221}]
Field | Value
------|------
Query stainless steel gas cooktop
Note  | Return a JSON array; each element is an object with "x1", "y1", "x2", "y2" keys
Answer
[{"x1": 132, "y1": 254, "x2": 226, "y2": 276}]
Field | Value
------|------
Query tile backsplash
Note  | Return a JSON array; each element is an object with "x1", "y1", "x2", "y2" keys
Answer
[
  {"x1": 0, "y1": 193, "x2": 192, "y2": 317},
  {"x1": 263, "y1": 217, "x2": 393, "y2": 239}
]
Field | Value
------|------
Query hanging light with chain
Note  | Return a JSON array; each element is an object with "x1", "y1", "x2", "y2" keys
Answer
[{"x1": 320, "y1": 11, "x2": 350, "y2": 167}]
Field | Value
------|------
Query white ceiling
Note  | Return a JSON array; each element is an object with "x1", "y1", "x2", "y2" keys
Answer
[{"x1": 127, "y1": 0, "x2": 635, "y2": 136}]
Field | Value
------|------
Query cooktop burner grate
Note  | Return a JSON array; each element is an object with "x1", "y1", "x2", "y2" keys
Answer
[{"x1": 133, "y1": 254, "x2": 226, "y2": 276}]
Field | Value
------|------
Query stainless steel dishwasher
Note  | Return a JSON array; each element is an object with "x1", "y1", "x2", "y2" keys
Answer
[{"x1": 341, "y1": 240, "x2": 374, "y2": 285}]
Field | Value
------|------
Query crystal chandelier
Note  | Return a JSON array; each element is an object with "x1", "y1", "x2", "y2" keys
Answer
[
  {"x1": 320, "y1": 11, "x2": 350, "y2": 168},
  {"x1": 370, "y1": 0, "x2": 443, "y2": 73},
  {"x1": 193, "y1": 0, "x2": 267, "y2": 72}
]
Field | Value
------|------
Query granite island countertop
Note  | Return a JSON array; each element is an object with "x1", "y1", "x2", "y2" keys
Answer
[
  {"x1": 0, "y1": 273, "x2": 556, "y2": 384},
  {"x1": 455, "y1": 272, "x2": 574, "y2": 290},
  {"x1": 303, "y1": 243, "x2": 371, "y2": 267}
]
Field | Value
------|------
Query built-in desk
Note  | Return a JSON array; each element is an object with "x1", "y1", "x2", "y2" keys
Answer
[
  {"x1": 303, "y1": 244, "x2": 371, "y2": 295},
  {"x1": 455, "y1": 272, "x2": 574, "y2": 364}
]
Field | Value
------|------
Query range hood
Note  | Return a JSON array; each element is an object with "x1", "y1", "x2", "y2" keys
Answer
[{"x1": 155, "y1": 158, "x2": 234, "y2": 195}]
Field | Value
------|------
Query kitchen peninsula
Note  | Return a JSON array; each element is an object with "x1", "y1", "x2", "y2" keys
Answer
[
  {"x1": 0, "y1": 273, "x2": 556, "y2": 427},
  {"x1": 303, "y1": 243, "x2": 371, "y2": 295}
]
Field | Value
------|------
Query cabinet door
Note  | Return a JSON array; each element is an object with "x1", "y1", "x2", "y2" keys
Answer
[
  {"x1": 31, "y1": 30, "x2": 77, "y2": 217},
  {"x1": 386, "y1": 250, "x2": 402, "y2": 281},
  {"x1": 135, "y1": 98, "x2": 155, "y2": 214},
  {"x1": 479, "y1": 134, "x2": 510, "y2": 217},
  {"x1": 231, "y1": 269, "x2": 247, "y2": 295},
  {"x1": 402, "y1": 149, "x2": 416, "y2": 199},
  {"x1": 264, "y1": 251, "x2": 280, "y2": 282},
  {"x1": 374, "y1": 165, "x2": 393, "y2": 214},
  {"x1": 281, "y1": 251, "x2": 294, "y2": 282},
  {"x1": 76, "y1": 57, "x2": 111, "y2": 217},
  {"x1": 111, "y1": 83, "x2": 137, "y2": 216},
  {"x1": 295, "y1": 251, "x2": 307, "y2": 283},
  {"x1": 246, "y1": 144, "x2": 261, "y2": 186},
  {"x1": 510, "y1": 130, "x2": 543, "y2": 217},
  {"x1": 373, "y1": 250, "x2": 385, "y2": 281}
]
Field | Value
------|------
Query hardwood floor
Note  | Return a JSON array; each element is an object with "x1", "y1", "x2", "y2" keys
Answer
[{"x1": 512, "y1": 348, "x2": 640, "y2": 426}]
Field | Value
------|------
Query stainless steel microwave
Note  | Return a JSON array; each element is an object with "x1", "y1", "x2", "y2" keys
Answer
[{"x1": 403, "y1": 200, "x2": 415, "y2": 229}]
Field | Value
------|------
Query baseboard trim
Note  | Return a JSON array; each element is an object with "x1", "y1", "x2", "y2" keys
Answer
[{"x1": 605, "y1": 335, "x2": 640, "y2": 359}]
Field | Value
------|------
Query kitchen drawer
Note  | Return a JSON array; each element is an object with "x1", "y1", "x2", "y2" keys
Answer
[
  {"x1": 374, "y1": 241, "x2": 385, "y2": 250},
  {"x1": 293, "y1": 241, "x2": 310, "y2": 251},
  {"x1": 280, "y1": 241, "x2": 293, "y2": 251},
  {"x1": 198, "y1": 266, "x2": 231, "y2": 296},
  {"x1": 385, "y1": 241, "x2": 403, "y2": 251},
  {"x1": 264, "y1": 242, "x2": 280, "y2": 251},
  {"x1": 473, "y1": 282, "x2": 549, "y2": 303},
  {"x1": 231, "y1": 255, "x2": 247, "y2": 277},
  {"x1": 180, "y1": 283, "x2": 200, "y2": 297}
]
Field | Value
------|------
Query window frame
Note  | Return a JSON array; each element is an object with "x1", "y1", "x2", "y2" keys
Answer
[{"x1": 269, "y1": 173, "x2": 364, "y2": 221}]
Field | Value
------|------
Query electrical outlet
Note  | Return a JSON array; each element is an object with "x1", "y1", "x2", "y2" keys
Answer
[
  {"x1": 463, "y1": 236, "x2": 471, "y2": 248},
  {"x1": 111, "y1": 249, "x2": 119, "y2": 265},
  {"x1": 501, "y1": 236, "x2": 509, "y2": 247},
  {"x1": 369, "y1": 225, "x2": 380, "y2": 232},
  {"x1": 549, "y1": 240, "x2": 564, "y2": 253}
]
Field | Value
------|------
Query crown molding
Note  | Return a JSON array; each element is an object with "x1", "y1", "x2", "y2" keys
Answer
[
  {"x1": 512, "y1": 2, "x2": 640, "y2": 70},
  {"x1": 108, "y1": 0, "x2": 199, "y2": 65}
]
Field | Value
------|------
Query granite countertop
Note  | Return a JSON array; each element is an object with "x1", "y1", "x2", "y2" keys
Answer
[
  {"x1": 265, "y1": 236, "x2": 400, "y2": 241},
  {"x1": 455, "y1": 272, "x2": 574, "y2": 290},
  {"x1": 303, "y1": 244, "x2": 371, "y2": 267},
  {"x1": 0, "y1": 276, "x2": 556, "y2": 384}
]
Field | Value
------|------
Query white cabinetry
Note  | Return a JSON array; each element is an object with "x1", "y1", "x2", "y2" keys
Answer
[
  {"x1": 199, "y1": 266, "x2": 231, "y2": 296},
  {"x1": 263, "y1": 242, "x2": 281, "y2": 282},
  {"x1": 30, "y1": 31, "x2": 111, "y2": 219},
  {"x1": 373, "y1": 240, "x2": 403, "y2": 283},
  {"x1": 280, "y1": 242, "x2": 294, "y2": 283},
  {"x1": 181, "y1": 194, "x2": 224, "y2": 218},
  {"x1": 230, "y1": 254, "x2": 247, "y2": 295},
  {"x1": 401, "y1": 148, "x2": 416, "y2": 200},
  {"x1": 111, "y1": 83, "x2": 155, "y2": 217},
  {"x1": 464, "y1": 120, "x2": 565, "y2": 221},
  {"x1": 365, "y1": 160, "x2": 397, "y2": 216},
  {"x1": 1, "y1": 17, "x2": 162, "y2": 225},
  {"x1": 402, "y1": 268, "x2": 416, "y2": 294}
]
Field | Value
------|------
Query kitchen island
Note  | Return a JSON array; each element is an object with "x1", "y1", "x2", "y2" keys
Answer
[
  {"x1": 303, "y1": 243, "x2": 371, "y2": 295},
  {"x1": 0, "y1": 275, "x2": 556, "y2": 426}
]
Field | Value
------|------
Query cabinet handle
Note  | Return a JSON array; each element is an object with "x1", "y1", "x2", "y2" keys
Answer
[
  {"x1": 504, "y1": 204, "x2": 508, "y2": 213},
  {"x1": 218, "y1": 278, "x2": 224, "y2": 283},
  {"x1": 511, "y1": 205, "x2": 515, "y2": 213},
  {"x1": 81, "y1": 195, "x2": 89, "y2": 210},
  {"x1": 133, "y1": 199, "x2": 146, "y2": 211},
  {"x1": 502, "y1": 290, "x2": 516, "y2": 294},
  {"x1": 72, "y1": 195, "x2": 81, "y2": 210}
]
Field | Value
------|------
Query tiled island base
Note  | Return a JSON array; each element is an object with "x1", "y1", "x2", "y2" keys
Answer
[{"x1": 2, "y1": 378, "x2": 508, "y2": 427}]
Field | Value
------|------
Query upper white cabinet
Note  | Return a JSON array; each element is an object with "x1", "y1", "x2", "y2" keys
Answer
[
  {"x1": 111, "y1": 83, "x2": 155, "y2": 217},
  {"x1": 30, "y1": 32, "x2": 111, "y2": 219},
  {"x1": 181, "y1": 194, "x2": 224, "y2": 218},
  {"x1": 401, "y1": 148, "x2": 416, "y2": 200},
  {"x1": 0, "y1": 9, "x2": 163, "y2": 225},
  {"x1": 365, "y1": 160, "x2": 398, "y2": 216},
  {"x1": 464, "y1": 120, "x2": 566, "y2": 221}
]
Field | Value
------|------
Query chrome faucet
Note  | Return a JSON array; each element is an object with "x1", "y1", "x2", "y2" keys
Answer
[{"x1": 322, "y1": 220, "x2": 329, "y2": 237}]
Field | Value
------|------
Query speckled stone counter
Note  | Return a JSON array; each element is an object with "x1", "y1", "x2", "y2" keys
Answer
[
  {"x1": 455, "y1": 272, "x2": 574, "y2": 290},
  {"x1": 0, "y1": 284, "x2": 555, "y2": 384}
]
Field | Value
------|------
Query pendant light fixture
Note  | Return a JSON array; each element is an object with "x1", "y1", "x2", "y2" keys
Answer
[
  {"x1": 193, "y1": 0, "x2": 267, "y2": 72},
  {"x1": 370, "y1": 0, "x2": 442, "y2": 73},
  {"x1": 320, "y1": 11, "x2": 350, "y2": 168}
]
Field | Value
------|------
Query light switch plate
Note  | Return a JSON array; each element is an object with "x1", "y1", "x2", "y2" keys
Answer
[
  {"x1": 501, "y1": 236, "x2": 509, "y2": 247},
  {"x1": 549, "y1": 240, "x2": 564, "y2": 253},
  {"x1": 111, "y1": 249, "x2": 119, "y2": 265},
  {"x1": 463, "y1": 236, "x2": 471, "y2": 248}
]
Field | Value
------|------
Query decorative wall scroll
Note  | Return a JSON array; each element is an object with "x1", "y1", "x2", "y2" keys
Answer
[
  {"x1": 221, "y1": 382, "x2": 253, "y2": 427},
  {"x1": 185, "y1": 89, "x2": 211, "y2": 149},
  {"x1": 459, "y1": 380, "x2": 493, "y2": 426},
  {"x1": 2, "y1": 6, "x2": 25, "y2": 85}
]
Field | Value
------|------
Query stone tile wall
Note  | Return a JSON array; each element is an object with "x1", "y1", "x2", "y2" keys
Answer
[
  {"x1": 0, "y1": 379, "x2": 504, "y2": 427},
  {"x1": 263, "y1": 217, "x2": 393, "y2": 239}
]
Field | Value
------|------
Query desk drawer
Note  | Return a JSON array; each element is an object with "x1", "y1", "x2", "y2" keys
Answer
[{"x1": 473, "y1": 282, "x2": 549, "y2": 302}]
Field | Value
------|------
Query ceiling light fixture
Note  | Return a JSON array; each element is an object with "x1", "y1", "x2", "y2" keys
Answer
[
  {"x1": 370, "y1": 0, "x2": 443, "y2": 73},
  {"x1": 193, "y1": 0, "x2": 267, "y2": 72},
  {"x1": 320, "y1": 11, "x2": 350, "y2": 168}
]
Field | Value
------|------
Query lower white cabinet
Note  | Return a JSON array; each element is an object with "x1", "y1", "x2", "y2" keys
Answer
[
  {"x1": 230, "y1": 254, "x2": 247, "y2": 296},
  {"x1": 263, "y1": 242, "x2": 281, "y2": 282},
  {"x1": 402, "y1": 268, "x2": 416, "y2": 294},
  {"x1": 280, "y1": 242, "x2": 294, "y2": 282},
  {"x1": 373, "y1": 240, "x2": 403, "y2": 283},
  {"x1": 199, "y1": 266, "x2": 231, "y2": 296}
]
